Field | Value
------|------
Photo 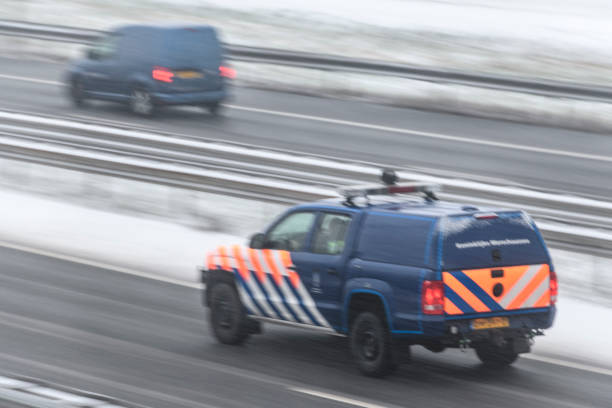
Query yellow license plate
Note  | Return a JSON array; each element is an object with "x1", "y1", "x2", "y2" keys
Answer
[
  {"x1": 176, "y1": 71, "x2": 203, "y2": 79},
  {"x1": 471, "y1": 317, "x2": 510, "y2": 330}
]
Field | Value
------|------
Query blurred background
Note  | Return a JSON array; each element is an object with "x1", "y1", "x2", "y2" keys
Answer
[{"x1": 0, "y1": 1, "x2": 611, "y2": 407}]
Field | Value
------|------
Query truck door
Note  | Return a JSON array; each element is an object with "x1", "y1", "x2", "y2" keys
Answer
[{"x1": 297, "y1": 212, "x2": 354, "y2": 329}]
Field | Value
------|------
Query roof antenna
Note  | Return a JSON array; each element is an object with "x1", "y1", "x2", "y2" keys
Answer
[{"x1": 381, "y1": 169, "x2": 398, "y2": 186}]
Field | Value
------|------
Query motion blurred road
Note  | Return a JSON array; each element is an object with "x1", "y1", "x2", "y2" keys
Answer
[
  {"x1": 1, "y1": 246, "x2": 610, "y2": 408},
  {"x1": 1, "y1": 55, "x2": 612, "y2": 407},
  {"x1": 0, "y1": 57, "x2": 611, "y2": 200}
]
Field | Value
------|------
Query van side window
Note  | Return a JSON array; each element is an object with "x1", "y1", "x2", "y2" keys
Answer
[
  {"x1": 92, "y1": 33, "x2": 121, "y2": 60},
  {"x1": 265, "y1": 212, "x2": 316, "y2": 252},
  {"x1": 312, "y1": 213, "x2": 352, "y2": 255}
]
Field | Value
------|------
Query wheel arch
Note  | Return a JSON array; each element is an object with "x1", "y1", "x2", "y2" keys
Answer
[
  {"x1": 344, "y1": 289, "x2": 393, "y2": 333},
  {"x1": 205, "y1": 269, "x2": 239, "y2": 308}
]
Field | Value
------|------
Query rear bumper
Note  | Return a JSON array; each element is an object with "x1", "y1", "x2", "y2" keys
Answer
[
  {"x1": 412, "y1": 306, "x2": 556, "y2": 340},
  {"x1": 445, "y1": 307, "x2": 555, "y2": 335},
  {"x1": 152, "y1": 90, "x2": 228, "y2": 105}
]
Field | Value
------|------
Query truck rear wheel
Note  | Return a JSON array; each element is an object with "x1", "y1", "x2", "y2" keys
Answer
[
  {"x1": 209, "y1": 282, "x2": 250, "y2": 345},
  {"x1": 475, "y1": 341, "x2": 519, "y2": 367},
  {"x1": 350, "y1": 312, "x2": 397, "y2": 377}
]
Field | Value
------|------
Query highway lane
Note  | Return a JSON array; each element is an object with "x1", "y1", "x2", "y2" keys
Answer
[
  {"x1": 0, "y1": 57, "x2": 611, "y2": 200},
  {"x1": 1, "y1": 246, "x2": 611, "y2": 408}
]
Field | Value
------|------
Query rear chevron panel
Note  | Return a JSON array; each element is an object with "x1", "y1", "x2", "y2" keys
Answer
[{"x1": 443, "y1": 264, "x2": 550, "y2": 315}]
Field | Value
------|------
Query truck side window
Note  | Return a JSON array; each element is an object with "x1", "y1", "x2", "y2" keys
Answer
[
  {"x1": 312, "y1": 213, "x2": 352, "y2": 255},
  {"x1": 265, "y1": 212, "x2": 316, "y2": 252}
]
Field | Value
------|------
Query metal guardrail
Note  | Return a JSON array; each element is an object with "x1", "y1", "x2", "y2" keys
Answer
[
  {"x1": 2, "y1": 20, "x2": 612, "y2": 102},
  {"x1": 0, "y1": 109, "x2": 611, "y2": 255}
]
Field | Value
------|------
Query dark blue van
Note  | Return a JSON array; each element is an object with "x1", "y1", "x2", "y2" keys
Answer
[
  {"x1": 202, "y1": 180, "x2": 557, "y2": 377},
  {"x1": 66, "y1": 25, "x2": 232, "y2": 116}
]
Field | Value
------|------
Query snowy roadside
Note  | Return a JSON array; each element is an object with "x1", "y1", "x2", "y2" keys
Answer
[{"x1": 3, "y1": 0, "x2": 612, "y2": 85}]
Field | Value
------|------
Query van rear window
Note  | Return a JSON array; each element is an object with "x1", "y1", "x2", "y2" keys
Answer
[
  {"x1": 162, "y1": 28, "x2": 221, "y2": 65},
  {"x1": 357, "y1": 214, "x2": 436, "y2": 267},
  {"x1": 442, "y1": 213, "x2": 548, "y2": 270}
]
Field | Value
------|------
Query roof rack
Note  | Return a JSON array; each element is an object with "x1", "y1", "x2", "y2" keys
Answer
[{"x1": 339, "y1": 181, "x2": 440, "y2": 206}]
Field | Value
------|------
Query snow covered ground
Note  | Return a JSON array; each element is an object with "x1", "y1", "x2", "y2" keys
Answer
[{"x1": 3, "y1": 0, "x2": 612, "y2": 84}]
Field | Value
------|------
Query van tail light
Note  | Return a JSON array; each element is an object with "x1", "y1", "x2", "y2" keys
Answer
[
  {"x1": 152, "y1": 66, "x2": 174, "y2": 83},
  {"x1": 219, "y1": 65, "x2": 236, "y2": 79},
  {"x1": 422, "y1": 280, "x2": 444, "y2": 315},
  {"x1": 549, "y1": 270, "x2": 558, "y2": 305}
]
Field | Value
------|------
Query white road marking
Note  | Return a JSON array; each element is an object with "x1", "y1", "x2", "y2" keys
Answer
[
  {"x1": 0, "y1": 72, "x2": 609, "y2": 163},
  {"x1": 0, "y1": 73, "x2": 62, "y2": 86},
  {"x1": 226, "y1": 104, "x2": 612, "y2": 163},
  {"x1": 290, "y1": 387, "x2": 390, "y2": 408},
  {"x1": 0, "y1": 241, "x2": 201, "y2": 289},
  {"x1": 523, "y1": 354, "x2": 612, "y2": 377}
]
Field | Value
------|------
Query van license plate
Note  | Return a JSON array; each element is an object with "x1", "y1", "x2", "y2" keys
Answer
[
  {"x1": 471, "y1": 317, "x2": 509, "y2": 330},
  {"x1": 177, "y1": 71, "x2": 203, "y2": 79}
]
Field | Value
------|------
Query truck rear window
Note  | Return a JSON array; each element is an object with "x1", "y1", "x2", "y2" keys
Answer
[
  {"x1": 357, "y1": 213, "x2": 436, "y2": 268},
  {"x1": 441, "y1": 213, "x2": 548, "y2": 270}
]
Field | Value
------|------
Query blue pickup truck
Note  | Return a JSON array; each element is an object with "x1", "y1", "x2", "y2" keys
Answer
[{"x1": 202, "y1": 178, "x2": 557, "y2": 377}]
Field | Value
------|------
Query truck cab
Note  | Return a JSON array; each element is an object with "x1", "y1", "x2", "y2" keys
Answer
[{"x1": 203, "y1": 181, "x2": 557, "y2": 377}]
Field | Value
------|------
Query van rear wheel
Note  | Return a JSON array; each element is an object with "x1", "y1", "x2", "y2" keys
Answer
[
  {"x1": 350, "y1": 312, "x2": 397, "y2": 377},
  {"x1": 204, "y1": 102, "x2": 222, "y2": 116},
  {"x1": 129, "y1": 88, "x2": 156, "y2": 116}
]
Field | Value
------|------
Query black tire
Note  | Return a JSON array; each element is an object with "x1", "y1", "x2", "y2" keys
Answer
[
  {"x1": 209, "y1": 282, "x2": 250, "y2": 345},
  {"x1": 129, "y1": 87, "x2": 156, "y2": 116},
  {"x1": 350, "y1": 311, "x2": 397, "y2": 377},
  {"x1": 475, "y1": 341, "x2": 519, "y2": 367},
  {"x1": 69, "y1": 78, "x2": 86, "y2": 108},
  {"x1": 205, "y1": 101, "x2": 222, "y2": 116}
]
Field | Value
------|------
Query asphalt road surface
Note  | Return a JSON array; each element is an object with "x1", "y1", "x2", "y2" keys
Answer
[
  {"x1": 0, "y1": 56, "x2": 611, "y2": 200},
  {"x1": 1, "y1": 246, "x2": 610, "y2": 408}
]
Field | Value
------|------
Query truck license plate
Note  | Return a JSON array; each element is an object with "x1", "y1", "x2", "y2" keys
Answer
[{"x1": 471, "y1": 317, "x2": 509, "y2": 330}]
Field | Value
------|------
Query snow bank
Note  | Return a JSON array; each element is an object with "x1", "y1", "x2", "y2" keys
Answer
[
  {"x1": 3, "y1": 0, "x2": 612, "y2": 84},
  {"x1": 1, "y1": 155, "x2": 611, "y2": 302}
]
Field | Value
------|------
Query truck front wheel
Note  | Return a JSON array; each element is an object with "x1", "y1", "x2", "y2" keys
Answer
[
  {"x1": 350, "y1": 312, "x2": 397, "y2": 377},
  {"x1": 209, "y1": 282, "x2": 250, "y2": 345}
]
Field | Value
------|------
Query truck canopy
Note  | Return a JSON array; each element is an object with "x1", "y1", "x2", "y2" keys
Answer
[{"x1": 440, "y1": 212, "x2": 549, "y2": 271}]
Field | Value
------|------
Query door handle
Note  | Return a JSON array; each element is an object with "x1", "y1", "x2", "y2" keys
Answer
[{"x1": 327, "y1": 268, "x2": 338, "y2": 275}]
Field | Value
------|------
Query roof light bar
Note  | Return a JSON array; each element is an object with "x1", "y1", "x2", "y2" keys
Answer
[
  {"x1": 475, "y1": 213, "x2": 499, "y2": 220},
  {"x1": 339, "y1": 182, "x2": 440, "y2": 200}
]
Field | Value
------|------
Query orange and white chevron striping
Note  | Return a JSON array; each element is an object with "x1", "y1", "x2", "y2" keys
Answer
[
  {"x1": 207, "y1": 245, "x2": 331, "y2": 328},
  {"x1": 443, "y1": 264, "x2": 551, "y2": 315}
]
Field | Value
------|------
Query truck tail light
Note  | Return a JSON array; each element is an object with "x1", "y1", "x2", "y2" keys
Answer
[
  {"x1": 152, "y1": 66, "x2": 174, "y2": 83},
  {"x1": 422, "y1": 280, "x2": 444, "y2": 315},
  {"x1": 549, "y1": 270, "x2": 558, "y2": 305},
  {"x1": 219, "y1": 65, "x2": 236, "y2": 79}
]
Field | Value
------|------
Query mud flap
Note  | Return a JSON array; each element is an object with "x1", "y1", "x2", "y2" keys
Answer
[{"x1": 513, "y1": 336, "x2": 531, "y2": 354}]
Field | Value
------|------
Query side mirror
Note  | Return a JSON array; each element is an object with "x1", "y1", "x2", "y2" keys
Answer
[
  {"x1": 249, "y1": 233, "x2": 265, "y2": 249},
  {"x1": 86, "y1": 49, "x2": 99, "y2": 60}
]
